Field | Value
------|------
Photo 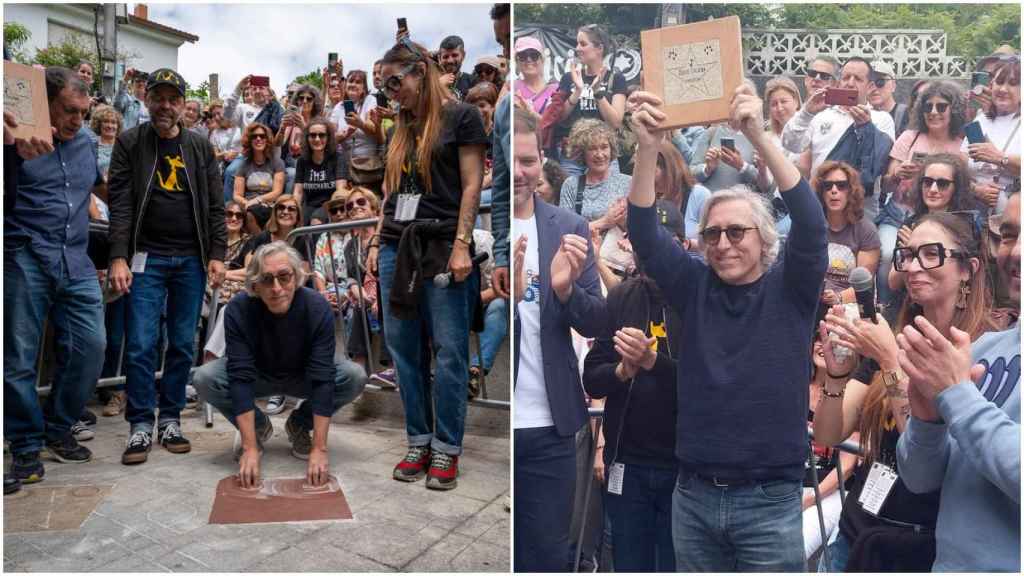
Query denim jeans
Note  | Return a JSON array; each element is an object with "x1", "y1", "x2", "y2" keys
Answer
[
  {"x1": 124, "y1": 254, "x2": 206, "y2": 432},
  {"x1": 377, "y1": 243, "x2": 477, "y2": 455},
  {"x1": 223, "y1": 156, "x2": 246, "y2": 203},
  {"x1": 605, "y1": 463, "x2": 677, "y2": 572},
  {"x1": 192, "y1": 357, "x2": 366, "y2": 430},
  {"x1": 471, "y1": 297, "x2": 507, "y2": 372},
  {"x1": 99, "y1": 297, "x2": 127, "y2": 392},
  {"x1": 514, "y1": 426, "x2": 577, "y2": 572},
  {"x1": 3, "y1": 245, "x2": 105, "y2": 454},
  {"x1": 672, "y1": 470, "x2": 804, "y2": 572},
  {"x1": 817, "y1": 529, "x2": 851, "y2": 572}
]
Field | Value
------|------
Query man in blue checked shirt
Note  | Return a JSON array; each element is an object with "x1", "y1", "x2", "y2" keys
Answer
[{"x1": 4, "y1": 66, "x2": 107, "y2": 486}]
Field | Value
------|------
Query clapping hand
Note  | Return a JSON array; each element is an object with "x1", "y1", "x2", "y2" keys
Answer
[{"x1": 550, "y1": 233, "x2": 589, "y2": 303}]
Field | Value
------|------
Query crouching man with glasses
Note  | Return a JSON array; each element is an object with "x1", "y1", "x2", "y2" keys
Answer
[{"x1": 193, "y1": 241, "x2": 367, "y2": 487}]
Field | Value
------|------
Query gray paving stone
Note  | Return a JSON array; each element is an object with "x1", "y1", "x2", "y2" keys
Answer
[
  {"x1": 245, "y1": 540, "x2": 391, "y2": 572},
  {"x1": 401, "y1": 531, "x2": 477, "y2": 572}
]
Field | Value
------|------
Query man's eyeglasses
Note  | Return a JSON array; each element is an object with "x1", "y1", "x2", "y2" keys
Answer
[
  {"x1": 225, "y1": 211, "x2": 244, "y2": 221},
  {"x1": 276, "y1": 205, "x2": 298, "y2": 214},
  {"x1": 805, "y1": 69, "x2": 835, "y2": 81},
  {"x1": 821, "y1": 180, "x2": 851, "y2": 192},
  {"x1": 923, "y1": 102, "x2": 950, "y2": 114},
  {"x1": 893, "y1": 242, "x2": 967, "y2": 271},
  {"x1": 258, "y1": 270, "x2": 295, "y2": 288},
  {"x1": 308, "y1": 132, "x2": 328, "y2": 140},
  {"x1": 251, "y1": 133, "x2": 268, "y2": 141},
  {"x1": 346, "y1": 197, "x2": 368, "y2": 211},
  {"x1": 516, "y1": 50, "x2": 542, "y2": 63},
  {"x1": 700, "y1": 225, "x2": 758, "y2": 246},
  {"x1": 921, "y1": 177, "x2": 954, "y2": 190}
]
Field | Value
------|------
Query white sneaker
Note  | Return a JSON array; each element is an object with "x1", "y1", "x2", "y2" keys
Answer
[{"x1": 264, "y1": 395, "x2": 287, "y2": 415}]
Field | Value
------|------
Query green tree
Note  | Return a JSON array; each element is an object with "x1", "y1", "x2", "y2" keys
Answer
[
  {"x1": 291, "y1": 69, "x2": 324, "y2": 91},
  {"x1": 186, "y1": 80, "x2": 209, "y2": 103},
  {"x1": 3, "y1": 21, "x2": 32, "y2": 64},
  {"x1": 31, "y1": 35, "x2": 101, "y2": 93}
]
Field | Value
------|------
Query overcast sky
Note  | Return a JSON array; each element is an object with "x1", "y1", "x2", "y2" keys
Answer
[{"x1": 145, "y1": 2, "x2": 502, "y2": 98}]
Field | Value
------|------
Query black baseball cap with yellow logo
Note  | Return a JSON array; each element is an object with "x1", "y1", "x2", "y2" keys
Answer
[{"x1": 146, "y1": 68, "x2": 187, "y2": 97}]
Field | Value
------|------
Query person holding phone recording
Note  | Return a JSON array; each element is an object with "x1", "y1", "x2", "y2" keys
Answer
[
  {"x1": 552, "y1": 24, "x2": 628, "y2": 177},
  {"x1": 961, "y1": 56, "x2": 1020, "y2": 218}
]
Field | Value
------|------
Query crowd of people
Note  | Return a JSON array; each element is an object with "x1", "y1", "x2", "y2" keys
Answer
[
  {"x1": 512, "y1": 21, "x2": 1020, "y2": 573},
  {"x1": 3, "y1": 4, "x2": 512, "y2": 497}
]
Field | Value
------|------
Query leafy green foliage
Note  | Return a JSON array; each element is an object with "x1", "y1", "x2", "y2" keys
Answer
[
  {"x1": 31, "y1": 35, "x2": 101, "y2": 92},
  {"x1": 186, "y1": 80, "x2": 209, "y2": 102},
  {"x1": 3, "y1": 21, "x2": 32, "y2": 64},
  {"x1": 291, "y1": 69, "x2": 325, "y2": 91}
]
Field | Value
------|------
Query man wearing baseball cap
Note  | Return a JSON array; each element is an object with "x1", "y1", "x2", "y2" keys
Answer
[
  {"x1": 107, "y1": 67, "x2": 226, "y2": 465},
  {"x1": 867, "y1": 61, "x2": 910, "y2": 139}
]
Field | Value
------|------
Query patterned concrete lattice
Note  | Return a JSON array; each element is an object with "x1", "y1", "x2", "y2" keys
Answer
[{"x1": 742, "y1": 28, "x2": 972, "y2": 79}]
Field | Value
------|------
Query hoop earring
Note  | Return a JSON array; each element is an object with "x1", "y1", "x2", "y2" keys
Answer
[{"x1": 955, "y1": 279, "x2": 970, "y2": 310}]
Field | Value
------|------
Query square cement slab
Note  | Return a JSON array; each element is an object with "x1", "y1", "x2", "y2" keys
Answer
[{"x1": 4, "y1": 484, "x2": 113, "y2": 534}]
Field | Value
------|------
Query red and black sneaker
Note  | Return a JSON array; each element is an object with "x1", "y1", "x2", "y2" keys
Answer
[
  {"x1": 393, "y1": 445, "x2": 431, "y2": 482},
  {"x1": 425, "y1": 451, "x2": 459, "y2": 491}
]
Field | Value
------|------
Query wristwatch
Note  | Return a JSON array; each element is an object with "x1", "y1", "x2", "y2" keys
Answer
[
  {"x1": 880, "y1": 369, "x2": 904, "y2": 389},
  {"x1": 455, "y1": 231, "x2": 472, "y2": 246}
]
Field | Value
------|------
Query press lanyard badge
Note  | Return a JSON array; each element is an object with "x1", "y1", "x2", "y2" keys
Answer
[
  {"x1": 130, "y1": 252, "x2": 148, "y2": 274},
  {"x1": 394, "y1": 194, "x2": 421, "y2": 222},
  {"x1": 607, "y1": 462, "x2": 625, "y2": 495},
  {"x1": 858, "y1": 462, "x2": 898, "y2": 516}
]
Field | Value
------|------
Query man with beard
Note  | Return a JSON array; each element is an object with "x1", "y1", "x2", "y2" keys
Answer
[
  {"x1": 438, "y1": 35, "x2": 475, "y2": 100},
  {"x1": 107, "y1": 68, "x2": 226, "y2": 465},
  {"x1": 897, "y1": 189, "x2": 1021, "y2": 572}
]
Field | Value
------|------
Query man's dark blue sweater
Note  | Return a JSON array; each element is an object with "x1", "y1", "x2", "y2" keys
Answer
[
  {"x1": 627, "y1": 179, "x2": 827, "y2": 481},
  {"x1": 224, "y1": 287, "x2": 336, "y2": 419}
]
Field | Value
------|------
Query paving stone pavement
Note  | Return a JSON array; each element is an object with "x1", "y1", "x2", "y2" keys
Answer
[{"x1": 3, "y1": 392, "x2": 510, "y2": 572}]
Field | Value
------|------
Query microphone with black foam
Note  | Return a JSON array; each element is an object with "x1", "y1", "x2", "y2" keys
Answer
[
  {"x1": 434, "y1": 252, "x2": 490, "y2": 288},
  {"x1": 849, "y1": 266, "x2": 878, "y2": 324}
]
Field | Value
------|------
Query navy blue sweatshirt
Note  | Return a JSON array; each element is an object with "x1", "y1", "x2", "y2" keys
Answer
[
  {"x1": 627, "y1": 178, "x2": 827, "y2": 481},
  {"x1": 584, "y1": 277, "x2": 679, "y2": 470},
  {"x1": 224, "y1": 287, "x2": 336, "y2": 418}
]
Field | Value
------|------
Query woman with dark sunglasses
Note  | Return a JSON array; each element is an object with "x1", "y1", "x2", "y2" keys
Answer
[
  {"x1": 814, "y1": 210, "x2": 995, "y2": 571},
  {"x1": 513, "y1": 35, "x2": 557, "y2": 119},
  {"x1": 293, "y1": 117, "x2": 343, "y2": 225},
  {"x1": 812, "y1": 161, "x2": 881, "y2": 307},
  {"x1": 214, "y1": 200, "x2": 254, "y2": 306},
  {"x1": 367, "y1": 38, "x2": 487, "y2": 491},
  {"x1": 277, "y1": 85, "x2": 324, "y2": 197},
  {"x1": 879, "y1": 82, "x2": 970, "y2": 305},
  {"x1": 234, "y1": 122, "x2": 285, "y2": 233}
]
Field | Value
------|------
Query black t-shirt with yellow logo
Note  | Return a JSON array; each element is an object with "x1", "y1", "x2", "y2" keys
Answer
[{"x1": 138, "y1": 133, "x2": 200, "y2": 257}]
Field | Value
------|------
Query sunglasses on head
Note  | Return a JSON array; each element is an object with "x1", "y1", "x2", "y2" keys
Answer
[
  {"x1": 924, "y1": 102, "x2": 950, "y2": 114},
  {"x1": 821, "y1": 180, "x2": 850, "y2": 192},
  {"x1": 276, "y1": 204, "x2": 298, "y2": 214},
  {"x1": 516, "y1": 50, "x2": 542, "y2": 63},
  {"x1": 805, "y1": 68, "x2": 835, "y2": 81},
  {"x1": 258, "y1": 270, "x2": 295, "y2": 288},
  {"x1": 700, "y1": 225, "x2": 758, "y2": 245},
  {"x1": 346, "y1": 197, "x2": 368, "y2": 211}
]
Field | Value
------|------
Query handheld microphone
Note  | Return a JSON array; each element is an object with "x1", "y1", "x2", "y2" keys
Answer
[
  {"x1": 849, "y1": 267, "x2": 878, "y2": 323},
  {"x1": 433, "y1": 252, "x2": 489, "y2": 288}
]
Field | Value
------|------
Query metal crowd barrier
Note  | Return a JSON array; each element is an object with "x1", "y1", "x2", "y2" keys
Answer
[
  {"x1": 576, "y1": 408, "x2": 864, "y2": 572},
  {"x1": 286, "y1": 204, "x2": 508, "y2": 412}
]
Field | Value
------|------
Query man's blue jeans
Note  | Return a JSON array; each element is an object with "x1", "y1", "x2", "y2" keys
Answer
[
  {"x1": 377, "y1": 243, "x2": 477, "y2": 455},
  {"x1": 124, "y1": 254, "x2": 206, "y2": 433},
  {"x1": 514, "y1": 425, "x2": 577, "y2": 572},
  {"x1": 471, "y1": 297, "x2": 507, "y2": 373},
  {"x1": 223, "y1": 156, "x2": 245, "y2": 203},
  {"x1": 192, "y1": 357, "x2": 366, "y2": 430},
  {"x1": 3, "y1": 245, "x2": 105, "y2": 454},
  {"x1": 672, "y1": 469, "x2": 804, "y2": 572},
  {"x1": 605, "y1": 463, "x2": 677, "y2": 572}
]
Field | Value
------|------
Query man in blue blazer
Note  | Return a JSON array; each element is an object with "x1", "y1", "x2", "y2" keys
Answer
[{"x1": 512, "y1": 107, "x2": 606, "y2": 572}]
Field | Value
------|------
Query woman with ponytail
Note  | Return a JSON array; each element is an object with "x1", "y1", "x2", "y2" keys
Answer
[{"x1": 367, "y1": 38, "x2": 488, "y2": 491}]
